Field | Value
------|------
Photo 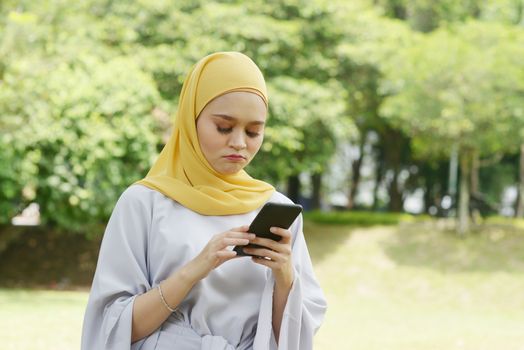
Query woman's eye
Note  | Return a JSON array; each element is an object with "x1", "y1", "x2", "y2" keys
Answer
[{"x1": 216, "y1": 125, "x2": 261, "y2": 137}]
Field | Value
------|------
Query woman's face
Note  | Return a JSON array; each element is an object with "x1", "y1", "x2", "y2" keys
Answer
[{"x1": 196, "y1": 91, "x2": 267, "y2": 175}]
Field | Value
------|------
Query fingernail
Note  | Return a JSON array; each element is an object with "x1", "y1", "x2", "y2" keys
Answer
[
  {"x1": 270, "y1": 227, "x2": 276, "y2": 233},
  {"x1": 248, "y1": 233, "x2": 256, "y2": 239}
]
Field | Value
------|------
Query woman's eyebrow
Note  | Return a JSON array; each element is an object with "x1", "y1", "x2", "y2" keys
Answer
[{"x1": 211, "y1": 114, "x2": 265, "y2": 125}]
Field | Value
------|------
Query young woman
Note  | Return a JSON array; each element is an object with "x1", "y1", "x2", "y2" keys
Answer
[{"x1": 81, "y1": 51, "x2": 327, "y2": 350}]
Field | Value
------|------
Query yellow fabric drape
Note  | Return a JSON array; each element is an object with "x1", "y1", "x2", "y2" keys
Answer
[{"x1": 135, "y1": 52, "x2": 275, "y2": 215}]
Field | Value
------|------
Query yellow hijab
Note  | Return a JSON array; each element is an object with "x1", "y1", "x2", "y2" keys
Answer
[{"x1": 135, "y1": 52, "x2": 275, "y2": 215}]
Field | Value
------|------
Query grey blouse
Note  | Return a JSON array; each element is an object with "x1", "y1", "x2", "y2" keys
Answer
[{"x1": 81, "y1": 184, "x2": 327, "y2": 349}]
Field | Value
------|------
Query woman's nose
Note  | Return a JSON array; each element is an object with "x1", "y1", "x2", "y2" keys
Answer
[{"x1": 228, "y1": 130, "x2": 247, "y2": 150}]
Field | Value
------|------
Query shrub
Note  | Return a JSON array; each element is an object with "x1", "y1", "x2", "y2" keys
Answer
[
  {"x1": 304, "y1": 210, "x2": 422, "y2": 226},
  {"x1": 1, "y1": 54, "x2": 161, "y2": 233}
]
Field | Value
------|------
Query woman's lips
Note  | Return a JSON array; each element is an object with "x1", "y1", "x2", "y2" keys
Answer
[{"x1": 223, "y1": 154, "x2": 246, "y2": 161}]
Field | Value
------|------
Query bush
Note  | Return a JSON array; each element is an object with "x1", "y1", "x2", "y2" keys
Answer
[
  {"x1": 1, "y1": 54, "x2": 161, "y2": 233},
  {"x1": 304, "y1": 210, "x2": 424, "y2": 226}
]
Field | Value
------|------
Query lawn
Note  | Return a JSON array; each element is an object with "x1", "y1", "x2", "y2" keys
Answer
[
  {"x1": 1, "y1": 221, "x2": 524, "y2": 349},
  {"x1": 308, "y1": 221, "x2": 524, "y2": 350},
  {"x1": 0, "y1": 289, "x2": 88, "y2": 350}
]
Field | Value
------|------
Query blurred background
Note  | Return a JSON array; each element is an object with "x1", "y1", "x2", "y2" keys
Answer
[{"x1": 1, "y1": 0, "x2": 523, "y2": 349}]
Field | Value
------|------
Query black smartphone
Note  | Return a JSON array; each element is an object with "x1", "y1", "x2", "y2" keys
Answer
[{"x1": 233, "y1": 202, "x2": 303, "y2": 257}]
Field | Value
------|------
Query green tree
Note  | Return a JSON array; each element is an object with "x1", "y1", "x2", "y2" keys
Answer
[
  {"x1": 380, "y1": 21, "x2": 524, "y2": 232},
  {"x1": 0, "y1": 6, "x2": 161, "y2": 232}
]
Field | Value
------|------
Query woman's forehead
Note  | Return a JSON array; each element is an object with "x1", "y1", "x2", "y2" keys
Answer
[
  {"x1": 211, "y1": 91, "x2": 266, "y2": 107},
  {"x1": 211, "y1": 113, "x2": 265, "y2": 125},
  {"x1": 203, "y1": 92, "x2": 267, "y2": 118}
]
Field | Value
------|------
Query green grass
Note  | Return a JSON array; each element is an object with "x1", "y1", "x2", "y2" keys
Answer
[
  {"x1": 0, "y1": 289, "x2": 88, "y2": 350},
  {"x1": 307, "y1": 221, "x2": 524, "y2": 350},
  {"x1": 1, "y1": 221, "x2": 524, "y2": 349},
  {"x1": 484, "y1": 215, "x2": 524, "y2": 229}
]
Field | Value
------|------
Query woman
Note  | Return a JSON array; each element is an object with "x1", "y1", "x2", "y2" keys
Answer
[{"x1": 81, "y1": 51, "x2": 327, "y2": 350}]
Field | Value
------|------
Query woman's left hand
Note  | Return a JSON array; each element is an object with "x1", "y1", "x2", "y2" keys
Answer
[{"x1": 243, "y1": 227, "x2": 294, "y2": 289}]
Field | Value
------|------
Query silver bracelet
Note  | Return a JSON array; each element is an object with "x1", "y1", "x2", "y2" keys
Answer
[{"x1": 157, "y1": 282, "x2": 176, "y2": 313}]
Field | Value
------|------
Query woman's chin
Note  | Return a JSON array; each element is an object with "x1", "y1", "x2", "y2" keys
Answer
[
  {"x1": 215, "y1": 164, "x2": 246, "y2": 175},
  {"x1": 210, "y1": 158, "x2": 251, "y2": 175}
]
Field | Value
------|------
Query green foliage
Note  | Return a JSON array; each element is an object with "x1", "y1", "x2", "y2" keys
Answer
[
  {"x1": 305, "y1": 210, "x2": 421, "y2": 226},
  {"x1": 479, "y1": 161, "x2": 518, "y2": 205},
  {"x1": 1, "y1": 0, "x2": 523, "y2": 233},
  {"x1": 380, "y1": 20, "x2": 524, "y2": 159},
  {"x1": 0, "y1": 6, "x2": 160, "y2": 231},
  {"x1": 2, "y1": 55, "x2": 160, "y2": 231},
  {"x1": 249, "y1": 77, "x2": 355, "y2": 182},
  {"x1": 0, "y1": 0, "x2": 358, "y2": 232},
  {"x1": 375, "y1": 0, "x2": 524, "y2": 29}
]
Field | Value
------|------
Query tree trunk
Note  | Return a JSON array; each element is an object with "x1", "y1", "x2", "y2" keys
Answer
[
  {"x1": 347, "y1": 134, "x2": 366, "y2": 209},
  {"x1": 287, "y1": 175, "x2": 301, "y2": 204},
  {"x1": 386, "y1": 139, "x2": 403, "y2": 212},
  {"x1": 469, "y1": 149, "x2": 481, "y2": 223},
  {"x1": 470, "y1": 149, "x2": 479, "y2": 195},
  {"x1": 310, "y1": 172, "x2": 322, "y2": 210},
  {"x1": 372, "y1": 149, "x2": 385, "y2": 211},
  {"x1": 458, "y1": 150, "x2": 471, "y2": 235},
  {"x1": 448, "y1": 144, "x2": 459, "y2": 200},
  {"x1": 379, "y1": 126, "x2": 407, "y2": 212},
  {"x1": 423, "y1": 172, "x2": 434, "y2": 214},
  {"x1": 516, "y1": 144, "x2": 524, "y2": 217},
  {"x1": 388, "y1": 168, "x2": 403, "y2": 212}
]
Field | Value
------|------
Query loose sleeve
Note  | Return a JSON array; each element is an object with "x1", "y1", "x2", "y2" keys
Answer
[
  {"x1": 253, "y1": 215, "x2": 328, "y2": 350},
  {"x1": 81, "y1": 186, "x2": 155, "y2": 350}
]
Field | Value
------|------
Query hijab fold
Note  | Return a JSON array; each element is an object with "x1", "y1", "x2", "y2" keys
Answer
[{"x1": 135, "y1": 52, "x2": 275, "y2": 215}]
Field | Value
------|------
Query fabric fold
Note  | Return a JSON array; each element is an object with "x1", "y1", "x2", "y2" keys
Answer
[
  {"x1": 253, "y1": 214, "x2": 328, "y2": 350},
  {"x1": 81, "y1": 186, "x2": 155, "y2": 350}
]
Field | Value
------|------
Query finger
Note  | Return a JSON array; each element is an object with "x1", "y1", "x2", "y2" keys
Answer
[
  {"x1": 223, "y1": 231, "x2": 256, "y2": 240},
  {"x1": 269, "y1": 227, "x2": 292, "y2": 243},
  {"x1": 220, "y1": 237, "x2": 251, "y2": 248},
  {"x1": 216, "y1": 250, "x2": 237, "y2": 260},
  {"x1": 243, "y1": 247, "x2": 281, "y2": 262},
  {"x1": 251, "y1": 255, "x2": 278, "y2": 268},
  {"x1": 250, "y1": 237, "x2": 291, "y2": 255},
  {"x1": 250, "y1": 237, "x2": 280, "y2": 251},
  {"x1": 230, "y1": 225, "x2": 250, "y2": 232}
]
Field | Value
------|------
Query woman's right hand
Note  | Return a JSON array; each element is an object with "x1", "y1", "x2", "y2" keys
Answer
[{"x1": 183, "y1": 225, "x2": 255, "y2": 283}]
